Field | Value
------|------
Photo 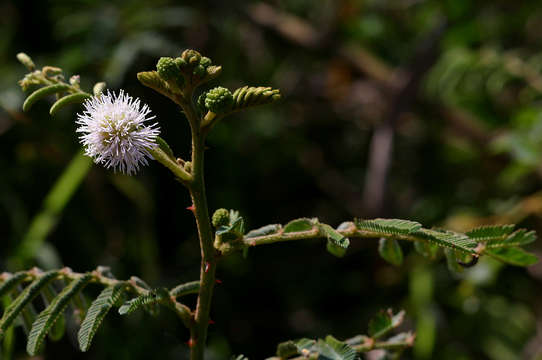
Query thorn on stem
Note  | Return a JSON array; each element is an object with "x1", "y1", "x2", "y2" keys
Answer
[
  {"x1": 186, "y1": 338, "x2": 196, "y2": 348},
  {"x1": 215, "y1": 279, "x2": 222, "y2": 284},
  {"x1": 186, "y1": 204, "x2": 195, "y2": 212},
  {"x1": 204, "y1": 262, "x2": 210, "y2": 273}
]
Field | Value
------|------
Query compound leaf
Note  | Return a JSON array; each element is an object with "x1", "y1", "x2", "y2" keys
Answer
[
  {"x1": 368, "y1": 310, "x2": 405, "y2": 339},
  {"x1": 78, "y1": 282, "x2": 127, "y2": 352},
  {"x1": 316, "y1": 335, "x2": 357, "y2": 360},
  {"x1": 0, "y1": 272, "x2": 28, "y2": 298},
  {"x1": 0, "y1": 271, "x2": 59, "y2": 339},
  {"x1": 22, "y1": 84, "x2": 71, "y2": 112},
  {"x1": 355, "y1": 219, "x2": 422, "y2": 236},
  {"x1": 486, "y1": 247, "x2": 538, "y2": 266},
  {"x1": 378, "y1": 238, "x2": 403, "y2": 266},
  {"x1": 27, "y1": 273, "x2": 92, "y2": 355},
  {"x1": 118, "y1": 288, "x2": 169, "y2": 315},
  {"x1": 245, "y1": 224, "x2": 281, "y2": 238},
  {"x1": 283, "y1": 218, "x2": 316, "y2": 233},
  {"x1": 466, "y1": 224, "x2": 515, "y2": 243},
  {"x1": 49, "y1": 93, "x2": 91, "y2": 115},
  {"x1": 320, "y1": 224, "x2": 350, "y2": 258}
]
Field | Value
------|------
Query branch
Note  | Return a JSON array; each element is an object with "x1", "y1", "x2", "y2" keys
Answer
[{"x1": 0, "y1": 267, "x2": 193, "y2": 328}]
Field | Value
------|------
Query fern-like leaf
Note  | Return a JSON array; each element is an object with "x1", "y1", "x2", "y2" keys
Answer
[
  {"x1": 466, "y1": 224, "x2": 515, "y2": 243},
  {"x1": 22, "y1": 84, "x2": 71, "y2": 112},
  {"x1": 118, "y1": 288, "x2": 169, "y2": 315},
  {"x1": 27, "y1": 273, "x2": 92, "y2": 355},
  {"x1": 0, "y1": 271, "x2": 59, "y2": 339},
  {"x1": 78, "y1": 282, "x2": 126, "y2": 352},
  {"x1": 137, "y1": 71, "x2": 175, "y2": 99},
  {"x1": 355, "y1": 219, "x2": 422, "y2": 236},
  {"x1": 245, "y1": 224, "x2": 282, "y2": 238},
  {"x1": 368, "y1": 310, "x2": 405, "y2": 339},
  {"x1": 231, "y1": 86, "x2": 281, "y2": 111},
  {"x1": 486, "y1": 247, "x2": 538, "y2": 266},
  {"x1": 170, "y1": 281, "x2": 200, "y2": 298},
  {"x1": 316, "y1": 335, "x2": 357, "y2": 360},
  {"x1": 320, "y1": 224, "x2": 350, "y2": 258},
  {"x1": 0, "y1": 272, "x2": 28, "y2": 298},
  {"x1": 41, "y1": 285, "x2": 65, "y2": 342},
  {"x1": 486, "y1": 229, "x2": 537, "y2": 248},
  {"x1": 413, "y1": 229, "x2": 477, "y2": 254},
  {"x1": 49, "y1": 93, "x2": 91, "y2": 115}
]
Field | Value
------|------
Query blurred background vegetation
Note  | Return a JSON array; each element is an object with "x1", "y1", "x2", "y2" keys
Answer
[{"x1": 1, "y1": 0, "x2": 542, "y2": 359}]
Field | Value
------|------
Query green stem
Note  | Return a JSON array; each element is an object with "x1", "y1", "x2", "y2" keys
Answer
[
  {"x1": 149, "y1": 146, "x2": 192, "y2": 182},
  {"x1": 182, "y1": 97, "x2": 217, "y2": 360}
]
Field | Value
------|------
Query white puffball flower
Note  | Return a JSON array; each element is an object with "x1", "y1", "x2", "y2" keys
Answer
[{"x1": 76, "y1": 90, "x2": 160, "y2": 175}]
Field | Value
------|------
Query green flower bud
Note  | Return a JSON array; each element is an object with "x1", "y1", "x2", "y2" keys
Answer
[
  {"x1": 156, "y1": 57, "x2": 179, "y2": 81},
  {"x1": 200, "y1": 56, "x2": 212, "y2": 68},
  {"x1": 174, "y1": 57, "x2": 187, "y2": 70},
  {"x1": 205, "y1": 87, "x2": 233, "y2": 114},
  {"x1": 193, "y1": 64, "x2": 206, "y2": 77},
  {"x1": 212, "y1": 208, "x2": 230, "y2": 227},
  {"x1": 197, "y1": 91, "x2": 208, "y2": 113},
  {"x1": 181, "y1": 49, "x2": 201, "y2": 65}
]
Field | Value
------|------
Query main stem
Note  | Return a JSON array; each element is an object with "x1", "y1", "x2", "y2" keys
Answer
[{"x1": 186, "y1": 99, "x2": 216, "y2": 360}]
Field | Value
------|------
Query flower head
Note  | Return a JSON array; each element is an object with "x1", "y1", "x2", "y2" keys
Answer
[{"x1": 76, "y1": 90, "x2": 160, "y2": 175}]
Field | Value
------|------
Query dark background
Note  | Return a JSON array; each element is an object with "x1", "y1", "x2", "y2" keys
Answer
[{"x1": 1, "y1": 0, "x2": 542, "y2": 359}]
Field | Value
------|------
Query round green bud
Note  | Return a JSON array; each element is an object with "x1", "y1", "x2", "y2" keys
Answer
[
  {"x1": 196, "y1": 91, "x2": 207, "y2": 112},
  {"x1": 200, "y1": 56, "x2": 212, "y2": 68},
  {"x1": 156, "y1": 57, "x2": 179, "y2": 81},
  {"x1": 181, "y1": 49, "x2": 201, "y2": 65},
  {"x1": 212, "y1": 208, "x2": 230, "y2": 227},
  {"x1": 193, "y1": 64, "x2": 206, "y2": 77},
  {"x1": 174, "y1": 57, "x2": 187, "y2": 70},
  {"x1": 205, "y1": 86, "x2": 233, "y2": 114}
]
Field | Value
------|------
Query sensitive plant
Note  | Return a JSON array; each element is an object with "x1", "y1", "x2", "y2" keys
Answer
[{"x1": 0, "y1": 50, "x2": 538, "y2": 359}]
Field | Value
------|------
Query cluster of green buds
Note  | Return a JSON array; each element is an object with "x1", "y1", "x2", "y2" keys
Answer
[
  {"x1": 155, "y1": 49, "x2": 221, "y2": 93},
  {"x1": 212, "y1": 209, "x2": 246, "y2": 255}
]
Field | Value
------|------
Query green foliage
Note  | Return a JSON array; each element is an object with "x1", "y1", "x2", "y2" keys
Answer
[
  {"x1": 320, "y1": 224, "x2": 350, "y2": 258},
  {"x1": 356, "y1": 219, "x2": 422, "y2": 236},
  {"x1": 40, "y1": 285, "x2": 65, "y2": 342},
  {"x1": 8, "y1": 31, "x2": 541, "y2": 359},
  {"x1": 466, "y1": 225, "x2": 515, "y2": 243},
  {"x1": 27, "y1": 273, "x2": 92, "y2": 355},
  {"x1": 169, "y1": 281, "x2": 200, "y2": 298},
  {"x1": 413, "y1": 241, "x2": 439, "y2": 260},
  {"x1": 0, "y1": 268, "x2": 194, "y2": 355},
  {"x1": 245, "y1": 224, "x2": 281, "y2": 238},
  {"x1": 137, "y1": 71, "x2": 174, "y2": 98},
  {"x1": 231, "y1": 86, "x2": 281, "y2": 111},
  {"x1": 118, "y1": 288, "x2": 169, "y2": 315},
  {"x1": 316, "y1": 335, "x2": 357, "y2": 360},
  {"x1": 78, "y1": 283, "x2": 127, "y2": 352},
  {"x1": 274, "y1": 310, "x2": 410, "y2": 359},
  {"x1": 22, "y1": 84, "x2": 71, "y2": 112},
  {"x1": 49, "y1": 93, "x2": 91, "y2": 115},
  {"x1": 486, "y1": 247, "x2": 538, "y2": 266},
  {"x1": 0, "y1": 271, "x2": 59, "y2": 338},
  {"x1": 378, "y1": 238, "x2": 404, "y2": 266},
  {"x1": 283, "y1": 218, "x2": 316, "y2": 233},
  {"x1": 368, "y1": 310, "x2": 405, "y2": 339},
  {"x1": 155, "y1": 136, "x2": 176, "y2": 161},
  {"x1": 0, "y1": 273, "x2": 28, "y2": 298}
]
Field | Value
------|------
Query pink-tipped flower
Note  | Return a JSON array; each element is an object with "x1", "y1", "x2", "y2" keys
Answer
[{"x1": 76, "y1": 90, "x2": 160, "y2": 175}]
